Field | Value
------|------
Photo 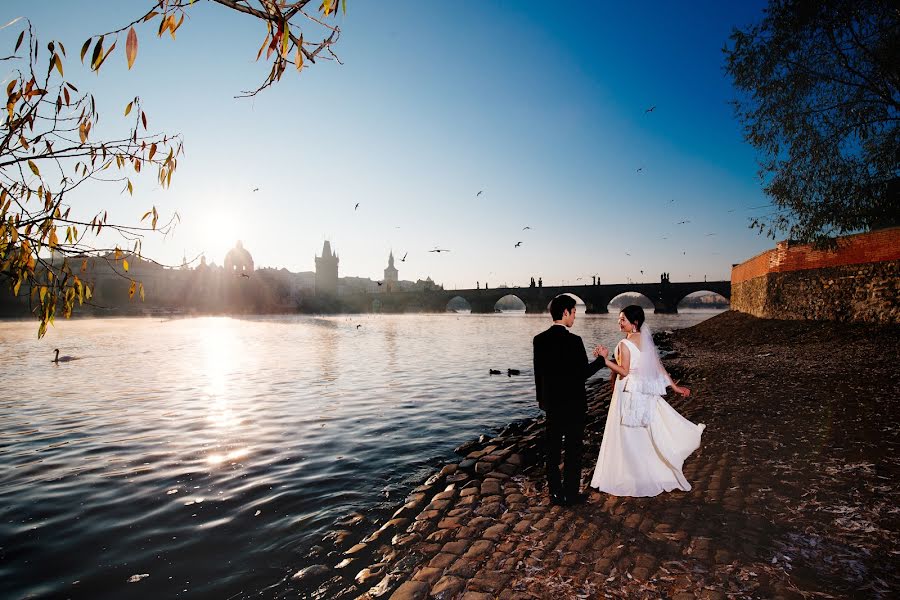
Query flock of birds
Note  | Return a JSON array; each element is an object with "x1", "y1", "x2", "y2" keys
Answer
[{"x1": 246, "y1": 106, "x2": 763, "y2": 286}]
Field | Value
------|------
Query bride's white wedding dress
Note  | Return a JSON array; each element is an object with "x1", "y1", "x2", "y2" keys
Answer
[{"x1": 590, "y1": 338, "x2": 705, "y2": 497}]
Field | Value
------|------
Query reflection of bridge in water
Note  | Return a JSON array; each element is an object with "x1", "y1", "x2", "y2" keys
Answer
[{"x1": 347, "y1": 280, "x2": 731, "y2": 314}]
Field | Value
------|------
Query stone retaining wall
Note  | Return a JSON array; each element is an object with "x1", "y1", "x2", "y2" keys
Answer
[{"x1": 731, "y1": 227, "x2": 900, "y2": 323}]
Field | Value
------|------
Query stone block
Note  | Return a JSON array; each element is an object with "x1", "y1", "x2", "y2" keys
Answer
[
  {"x1": 464, "y1": 539, "x2": 494, "y2": 559},
  {"x1": 389, "y1": 580, "x2": 430, "y2": 600},
  {"x1": 430, "y1": 575, "x2": 465, "y2": 598}
]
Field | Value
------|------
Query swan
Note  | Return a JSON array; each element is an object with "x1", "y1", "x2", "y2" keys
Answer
[{"x1": 52, "y1": 349, "x2": 76, "y2": 363}]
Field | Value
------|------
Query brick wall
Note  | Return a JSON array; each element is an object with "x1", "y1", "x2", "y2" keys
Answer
[{"x1": 731, "y1": 227, "x2": 900, "y2": 324}]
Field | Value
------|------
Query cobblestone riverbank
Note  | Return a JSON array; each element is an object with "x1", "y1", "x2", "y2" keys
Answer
[{"x1": 296, "y1": 312, "x2": 899, "y2": 599}]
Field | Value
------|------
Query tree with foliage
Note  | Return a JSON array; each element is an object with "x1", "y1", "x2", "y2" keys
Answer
[
  {"x1": 724, "y1": 0, "x2": 899, "y2": 243},
  {"x1": 0, "y1": 1, "x2": 346, "y2": 337}
]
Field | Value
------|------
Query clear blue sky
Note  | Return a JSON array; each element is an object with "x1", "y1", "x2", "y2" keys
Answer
[{"x1": 6, "y1": 0, "x2": 775, "y2": 290}]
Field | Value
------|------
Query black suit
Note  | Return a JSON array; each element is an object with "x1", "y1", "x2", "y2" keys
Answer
[{"x1": 533, "y1": 324, "x2": 606, "y2": 500}]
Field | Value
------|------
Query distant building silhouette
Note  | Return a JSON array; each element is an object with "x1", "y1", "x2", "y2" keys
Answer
[
  {"x1": 224, "y1": 241, "x2": 254, "y2": 275},
  {"x1": 383, "y1": 251, "x2": 399, "y2": 292},
  {"x1": 315, "y1": 240, "x2": 339, "y2": 296}
]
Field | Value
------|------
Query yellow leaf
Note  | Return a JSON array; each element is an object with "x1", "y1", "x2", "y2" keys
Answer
[
  {"x1": 126, "y1": 27, "x2": 138, "y2": 69},
  {"x1": 129, "y1": 281, "x2": 136, "y2": 299},
  {"x1": 27, "y1": 160, "x2": 40, "y2": 177},
  {"x1": 296, "y1": 46, "x2": 304, "y2": 72},
  {"x1": 123, "y1": 258, "x2": 129, "y2": 272},
  {"x1": 53, "y1": 54, "x2": 64, "y2": 77},
  {"x1": 39, "y1": 286, "x2": 47, "y2": 303},
  {"x1": 90, "y1": 36, "x2": 104, "y2": 70},
  {"x1": 124, "y1": 100, "x2": 133, "y2": 116},
  {"x1": 139, "y1": 282, "x2": 145, "y2": 301},
  {"x1": 49, "y1": 228, "x2": 58, "y2": 247}
]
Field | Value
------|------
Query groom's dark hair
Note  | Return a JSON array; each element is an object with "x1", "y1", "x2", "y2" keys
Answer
[
  {"x1": 621, "y1": 305, "x2": 645, "y2": 331},
  {"x1": 549, "y1": 294, "x2": 576, "y2": 320}
]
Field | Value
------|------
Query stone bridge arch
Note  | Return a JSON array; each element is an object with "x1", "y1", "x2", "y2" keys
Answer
[
  {"x1": 446, "y1": 295, "x2": 472, "y2": 313},
  {"x1": 493, "y1": 293, "x2": 527, "y2": 313},
  {"x1": 676, "y1": 290, "x2": 730, "y2": 310}
]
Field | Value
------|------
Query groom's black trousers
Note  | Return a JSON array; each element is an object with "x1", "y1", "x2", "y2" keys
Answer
[{"x1": 545, "y1": 412, "x2": 585, "y2": 499}]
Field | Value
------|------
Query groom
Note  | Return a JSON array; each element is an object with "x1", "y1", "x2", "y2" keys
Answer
[{"x1": 533, "y1": 294, "x2": 605, "y2": 505}]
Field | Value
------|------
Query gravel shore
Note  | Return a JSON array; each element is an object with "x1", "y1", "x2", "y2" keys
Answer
[{"x1": 300, "y1": 311, "x2": 900, "y2": 599}]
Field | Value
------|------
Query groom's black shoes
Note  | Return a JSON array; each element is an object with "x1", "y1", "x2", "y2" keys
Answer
[
  {"x1": 566, "y1": 492, "x2": 589, "y2": 506},
  {"x1": 549, "y1": 491, "x2": 566, "y2": 506}
]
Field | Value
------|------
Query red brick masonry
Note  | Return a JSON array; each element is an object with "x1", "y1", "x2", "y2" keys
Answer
[{"x1": 732, "y1": 227, "x2": 900, "y2": 284}]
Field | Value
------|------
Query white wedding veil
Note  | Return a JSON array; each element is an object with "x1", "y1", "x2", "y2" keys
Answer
[{"x1": 622, "y1": 323, "x2": 671, "y2": 396}]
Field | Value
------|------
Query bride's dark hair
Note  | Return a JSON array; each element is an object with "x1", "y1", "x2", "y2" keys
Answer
[{"x1": 621, "y1": 305, "x2": 645, "y2": 331}]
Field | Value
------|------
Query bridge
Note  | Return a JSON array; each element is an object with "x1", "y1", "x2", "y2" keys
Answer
[{"x1": 341, "y1": 280, "x2": 731, "y2": 314}]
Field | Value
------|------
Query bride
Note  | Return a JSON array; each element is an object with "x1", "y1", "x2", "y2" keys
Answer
[{"x1": 590, "y1": 305, "x2": 705, "y2": 497}]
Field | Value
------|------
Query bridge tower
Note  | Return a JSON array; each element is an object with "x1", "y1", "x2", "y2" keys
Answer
[{"x1": 315, "y1": 240, "x2": 339, "y2": 296}]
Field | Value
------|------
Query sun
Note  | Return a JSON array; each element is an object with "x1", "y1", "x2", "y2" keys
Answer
[{"x1": 198, "y1": 212, "x2": 240, "y2": 266}]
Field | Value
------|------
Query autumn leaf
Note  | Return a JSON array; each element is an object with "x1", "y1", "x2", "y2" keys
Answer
[
  {"x1": 124, "y1": 100, "x2": 133, "y2": 116},
  {"x1": 52, "y1": 54, "x2": 64, "y2": 77},
  {"x1": 126, "y1": 27, "x2": 138, "y2": 69},
  {"x1": 80, "y1": 38, "x2": 91, "y2": 63},
  {"x1": 123, "y1": 258, "x2": 130, "y2": 272},
  {"x1": 90, "y1": 36, "x2": 104, "y2": 70},
  {"x1": 129, "y1": 280, "x2": 136, "y2": 299},
  {"x1": 27, "y1": 160, "x2": 40, "y2": 177}
]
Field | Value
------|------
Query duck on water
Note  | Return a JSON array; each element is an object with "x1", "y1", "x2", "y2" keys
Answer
[{"x1": 52, "y1": 349, "x2": 76, "y2": 363}]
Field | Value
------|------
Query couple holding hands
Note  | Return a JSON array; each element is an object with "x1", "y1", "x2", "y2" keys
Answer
[{"x1": 533, "y1": 294, "x2": 704, "y2": 505}]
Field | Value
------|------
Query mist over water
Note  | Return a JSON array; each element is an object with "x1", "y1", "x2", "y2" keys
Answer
[{"x1": 0, "y1": 310, "x2": 722, "y2": 598}]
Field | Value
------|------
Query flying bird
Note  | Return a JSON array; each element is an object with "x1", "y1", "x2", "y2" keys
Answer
[
  {"x1": 476, "y1": 190, "x2": 483, "y2": 197},
  {"x1": 522, "y1": 226, "x2": 531, "y2": 230},
  {"x1": 354, "y1": 203, "x2": 359, "y2": 210},
  {"x1": 636, "y1": 167, "x2": 644, "y2": 174},
  {"x1": 401, "y1": 252, "x2": 407, "y2": 262},
  {"x1": 356, "y1": 324, "x2": 361, "y2": 329},
  {"x1": 514, "y1": 241, "x2": 522, "y2": 248},
  {"x1": 644, "y1": 105, "x2": 656, "y2": 113},
  {"x1": 252, "y1": 187, "x2": 259, "y2": 192},
  {"x1": 676, "y1": 220, "x2": 690, "y2": 225},
  {"x1": 668, "y1": 198, "x2": 676, "y2": 204},
  {"x1": 376, "y1": 281, "x2": 383, "y2": 286},
  {"x1": 429, "y1": 248, "x2": 450, "y2": 253},
  {"x1": 625, "y1": 252, "x2": 631, "y2": 256},
  {"x1": 240, "y1": 273, "x2": 250, "y2": 278},
  {"x1": 705, "y1": 233, "x2": 717, "y2": 236}
]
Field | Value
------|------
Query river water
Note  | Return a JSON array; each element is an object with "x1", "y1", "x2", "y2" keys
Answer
[{"x1": 0, "y1": 310, "x2": 722, "y2": 598}]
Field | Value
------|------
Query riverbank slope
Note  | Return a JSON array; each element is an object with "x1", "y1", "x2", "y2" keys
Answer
[{"x1": 303, "y1": 311, "x2": 899, "y2": 599}]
